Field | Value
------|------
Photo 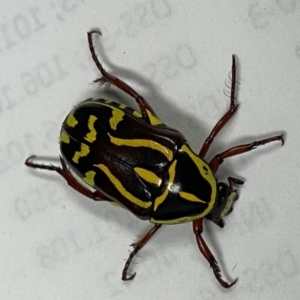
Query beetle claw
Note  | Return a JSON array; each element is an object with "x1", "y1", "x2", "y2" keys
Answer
[
  {"x1": 279, "y1": 135, "x2": 284, "y2": 145},
  {"x1": 223, "y1": 278, "x2": 238, "y2": 288},
  {"x1": 122, "y1": 272, "x2": 136, "y2": 281},
  {"x1": 211, "y1": 259, "x2": 238, "y2": 288}
]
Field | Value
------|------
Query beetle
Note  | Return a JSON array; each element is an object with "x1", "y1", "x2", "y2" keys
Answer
[{"x1": 25, "y1": 29, "x2": 284, "y2": 288}]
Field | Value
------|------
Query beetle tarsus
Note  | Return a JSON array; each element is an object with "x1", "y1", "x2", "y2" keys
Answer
[
  {"x1": 25, "y1": 155, "x2": 59, "y2": 171},
  {"x1": 210, "y1": 256, "x2": 237, "y2": 288},
  {"x1": 193, "y1": 218, "x2": 236, "y2": 288},
  {"x1": 87, "y1": 30, "x2": 157, "y2": 122},
  {"x1": 122, "y1": 248, "x2": 138, "y2": 281},
  {"x1": 122, "y1": 225, "x2": 161, "y2": 281},
  {"x1": 199, "y1": 56, "x2": 239, "y2": 158},
  {"x1": 209, "y1": 135, "x2": 284, "y2": 173},
  {"x1": 24, "y1": 155, "x2": 106, "y2": 201}
]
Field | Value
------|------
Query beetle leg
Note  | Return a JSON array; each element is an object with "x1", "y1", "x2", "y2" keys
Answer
[
  {"x1": 199, "y1": 55, "x2": 239, "y2": 158},
  {"x1": 25, "y1": 156, "x2": 105, "y2": 201},
  {"x1": 87, "y1": 30, "x2": 156, "y2": 122},
  {"x1": 209, "y1": 135, "x2": 284, "y2": 173},
  {"x1": 193, "y1": 218, "x2": 237, "y2": 288},
  {"x1": 122, "y1": 224, "x2": 162, "y2": 280}
]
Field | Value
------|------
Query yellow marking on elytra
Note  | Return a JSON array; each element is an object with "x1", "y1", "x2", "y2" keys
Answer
[
  {"x1": 153, "y1": 189, "x2": 168, "y2": 212},
  {"x1": 110, "y1": 109, "x2": 125, "y2": 130},
  {"x1": 94, "y1": 164, "x2": 152, "y2": 209},
  {"x1": 146, "y1": 109, "x2": 163, "y2": 125},
  {"x1": 153, "y1": 160, "x2": 177, "y2": 211},
  {"x1": 134, "y1": 167, "x2": 162, "y2": 186},
  {"x1": 72, "y1": 143, "x2": 90, "y2": 163},
  {"x1": 181, "y1": 144, "x2": 216, "y2": 216},
  {"x1": 133, "y1": 110, "x2": 142, "y2": 118},
  {"x1": 84, "y1": 115, "x2": 98, "y2": 143},
  {"x1": 60, "y1": 131, "x2": 70, "y2": 144},
  {"x1": 82, "y1": 170, "x2": 96, "y2": 187},
  {"x1": 179, "y1": 191, "x2": 206, "y2": 203},
  {"x1": 109, "y1": 134, "x2": 173, "y2": 161},
  {"x1": 66, "y1": 112, "x2": 78, "y2": 127},
  {"x1": 78, "y1": 101, "x2": 125, "y2": 130},
  {"x1": 119, "y1": 104, "x2": 127, "y2": 109}
]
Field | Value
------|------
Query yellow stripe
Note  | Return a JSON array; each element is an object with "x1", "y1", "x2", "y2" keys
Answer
[
  {"x1": 82, "y1": 170, "x2": 96, "y2": 187},
  {"x1": 94, "y1": 164, "x2": 152, "y2": 209},
  {"x1": 110, "y1": 108, "x2": 125, "y2": 130},
  {"x1": 154, "y1": 160, "x2": 177, "y2": 211},
  {"x1": 181, "y1": 145, "x2": 216, "y2": 216},
  {"x1": 84, "y1": 115, "x2": 98, "y2": 143},
  {"x1": 146, "y1": 109, "x2": 163, "y2": 125},
  {"x1": 151, "y1": 146, "x2": 217, "y2": 224},
  {"x1": 79, "y1": 100, "x2": 143, "y2": 125},
  {"x1": 179, "y1": 191, "x2": 206, "y2": 203},
  {"x1": 82, "y1": 101, "x2": 124, "y2": 131},
  {"x1": 109, "y1": 134, "x2": 173, "y2": 161},
  {"x1": 72, "y1": 143, "x2": 90, "y2": 163},
  {"x1": 133, "y1": 110, "x2": 142, "y2": 118},
  {"x1": 66, "y1": 112, "x2": 78, "y2": 127},
  {"x1": 134, "y1": 167, "x2": 162, "y2": 186},
  {"x1": 60, "y1": 131, "x2": 70, "y2": 144}
]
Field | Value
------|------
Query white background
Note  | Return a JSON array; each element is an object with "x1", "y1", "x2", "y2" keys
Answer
[{"x1": 1, "y1": 1, "x2": 299, "y2": 299}]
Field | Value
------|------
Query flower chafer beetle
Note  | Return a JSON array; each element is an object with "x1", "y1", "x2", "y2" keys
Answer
[{"x1": 25, "y1": 30, "x2": 284, "y2": 288}]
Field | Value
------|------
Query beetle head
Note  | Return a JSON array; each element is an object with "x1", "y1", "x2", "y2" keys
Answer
[{"x1": 205, "y1": 182, "x2": 239, "y2": 222}]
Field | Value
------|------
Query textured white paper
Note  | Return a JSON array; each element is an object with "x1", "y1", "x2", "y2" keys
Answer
[{"x1": 1, "y1": 1, "x2": 299, "y2": 299}]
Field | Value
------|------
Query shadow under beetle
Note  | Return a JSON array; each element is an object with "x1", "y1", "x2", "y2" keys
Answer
[{"x1": 25, "y1": 30, "x2": 284, "y2": 288}]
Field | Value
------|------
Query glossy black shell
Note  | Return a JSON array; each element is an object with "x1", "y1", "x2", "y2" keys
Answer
[{"x1": 60, "y1": 99, "x2": 216, "y2": 222}]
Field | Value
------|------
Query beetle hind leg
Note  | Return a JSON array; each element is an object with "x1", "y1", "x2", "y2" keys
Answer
[
  {"x1": 87, "y1": 30, "x2": 156, "y2": 122},
  {"x1": 193, "y1": 218, "x2": 237, "y2": 288},
  {"x1": 25, "y1": 155, "x2": 105, "y2": 201},
  {"x1": 122, "y1": 224, "x2": 162, "y2": 280}
]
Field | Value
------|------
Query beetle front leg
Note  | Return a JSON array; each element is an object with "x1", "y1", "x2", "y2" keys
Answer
[
  {"x1": 193, "y1": 218, "x2": 237, "y2": 288},
  {"x1": 199, "y1": 55, "x2": 239, "y2": 158},
  {"x1": 209, "y1": 135, "x2": 284, "y2": 173},
  {"x1": 87, "y1": 30, "x2": 156, "y2": 122},
  {"x1": 25, "y1": 156, "x2": 106, "y2": 201},
  {"x1": 122, "y1": 224, "x2": 162, "y2": 280}
]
